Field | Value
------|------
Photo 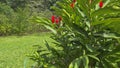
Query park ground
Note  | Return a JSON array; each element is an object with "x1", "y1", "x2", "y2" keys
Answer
[{"x1": 0, "y1": 32, "x2": 51, "y2": 68}]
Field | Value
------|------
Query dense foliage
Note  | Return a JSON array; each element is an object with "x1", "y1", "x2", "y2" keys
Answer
[{"x1": 30, "y1": 0, "x2": 120, "y2": 68}]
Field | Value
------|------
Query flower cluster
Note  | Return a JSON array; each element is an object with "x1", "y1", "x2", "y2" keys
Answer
[
  {"x1": 70, "y1": 0, "x2": 103, "y2": 8},
  {"x1": 51, "y1": 0, "x2": 104, "y2": 23},
  {"x1": 51, "y1": 15, "x2": 62, "y2": 24}
]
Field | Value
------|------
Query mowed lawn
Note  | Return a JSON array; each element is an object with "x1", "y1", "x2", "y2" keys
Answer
[{"x1": 0, "y1": 33, "x2": 52, "y2": 68}]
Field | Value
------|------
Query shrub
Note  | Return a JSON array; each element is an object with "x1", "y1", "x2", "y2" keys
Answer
[
  {"x1": 30, "y1": 0, "x2": 120, "y2": 68},
  {"x1": 0, "y1": 2, "x2": 14, "y2": 35},
  {"x1": 10, "y1": 8, "x2": 31, "y2": 35}
]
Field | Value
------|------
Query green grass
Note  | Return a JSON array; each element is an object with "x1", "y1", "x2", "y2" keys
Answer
[{"x1": 0, "y1": 33, "x2": 52, "y2": 68}]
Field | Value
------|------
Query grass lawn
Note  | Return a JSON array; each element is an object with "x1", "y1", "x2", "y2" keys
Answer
[{"x1": 0, "y1": 33, "x2": 52, "y2": 68}]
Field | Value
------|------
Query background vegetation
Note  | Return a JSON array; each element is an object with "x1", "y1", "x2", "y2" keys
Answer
[{"x1": 0, "y1": 0, "x2": 61, "y2": 36}]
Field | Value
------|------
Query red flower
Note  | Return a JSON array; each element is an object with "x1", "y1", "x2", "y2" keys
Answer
[
  {"x1": 73, "y1": 0, "x2": 76, "y2": 3},
  {"x1": 70, "y1": 3, "x2": 75, "y2": 8},
  {"x1": 99, "y1": 1, "x2": 103, "y2": 8},
  {"x1": 51, "y1": 15, "x2": 62, "y2": 24},
  {"x1": 51, "y1": 15, "x2": 55, "y2": 23},
  {"x1": 55, "y1": 18, "x2": 59, "y2": 24}
]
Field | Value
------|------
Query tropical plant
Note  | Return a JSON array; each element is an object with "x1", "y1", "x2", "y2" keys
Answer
[{"x1": 30, "y1": 0, "x2": 120, "y2": 68}]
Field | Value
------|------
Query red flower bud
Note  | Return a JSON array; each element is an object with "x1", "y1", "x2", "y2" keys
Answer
[
  {"x1": 51, "y1": 15, "x2": 55, "y2": 23},
  {"x1": 70, "y1": 3, "x2": 75, "y2": 8},
  {"x1": 73, "y1": 0, "x2": 76, "y2": 3},
  {"x1": 55, "y1": 18, "x2": 59, "y2": 24},
  {"x1": 99, "y1": 1, "x2": 103, "y2": 8}
]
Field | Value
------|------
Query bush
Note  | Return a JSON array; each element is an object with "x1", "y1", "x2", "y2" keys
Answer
[{"x1": 30, "y1": 0, "x2": 120, "y2": 68}]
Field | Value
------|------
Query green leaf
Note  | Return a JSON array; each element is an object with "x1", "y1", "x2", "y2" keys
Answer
[
  {"x1": 91, "y1": 0, "x2": 100, "y2": 10},
  {"x1": 102, "y1": 59, "x2": 119, "y2": 68},
  {"x1": 71, "y1": 23, "x2": 89, "y2": 38},
  {"x1": 34, "y1": 17, "x2": 51, "y2": 25},
  {"x1": 62, "y1": 9, "x2": 70, "y2": 18},
  {"x1": 85, "y1": 44, "x2": 94, "y2": 52},
  {"x1": 102, "y1": 33, "x2": 120, "y2": 39},
  {"x1": 45, "y1": 40, "x2": 51, "y2": 51},
  {"x1": 92, "y1": 18, "x2": 120, "y2": 34},
  {"x1": 107, "y1": 56, "x2": 120, "y2": 63},
  {"x1": 93, "y1": 33, "x2": 120, "y2": 39},
  {"x1": 44, "y1": 25, "x2": 57, "y2": 34},
  {"x1": 69, "y1": 56, "x2": 83, "y2": 68},
  {"x1": 108, "y1": 45, "x2": 120, "y2": 55},
  {"x1": 88, "y1": 55, "x2": 100, "y2": 62},
  {"x1": 77, "y1": 0, "x2": 89, "y2": 18},
  {"x1": 82, "y1": 56, "x2": 89, "y2": 68},
  {"x1": 92, "y1": 18, "x2": 120, "y2": 26},
  {"x1": 103, "y1": 0, "x2": 110, "y2": 8},
  {"x1": 76, "y1": 7, "x2": 85, "y2": 17},
  {"x1": 92, "y1": 7, "x2": 120, "y2": 18}
]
